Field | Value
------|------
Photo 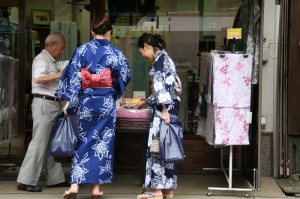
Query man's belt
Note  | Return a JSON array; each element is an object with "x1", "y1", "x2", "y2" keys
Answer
[{"x1": 34, "y1": 94, "x2": 61, "y2": 102}]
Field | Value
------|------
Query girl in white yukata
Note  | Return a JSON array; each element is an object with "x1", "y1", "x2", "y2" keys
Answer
[{"x1": 135, "y1": 33, "x2": 181, "y2": 199}]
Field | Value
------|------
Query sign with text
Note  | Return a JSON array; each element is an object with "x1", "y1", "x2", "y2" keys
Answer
[{"x1": 227, "y1": 28, "x2": 242, "y2": 39}]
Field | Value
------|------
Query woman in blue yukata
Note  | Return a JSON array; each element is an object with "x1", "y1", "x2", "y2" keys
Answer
[
  {"x1": 55, "y1": 16, "x2": 131, "y2": 199},
  {"x1": 135, "y1": 33, "x2": 181, "y2": 199}
]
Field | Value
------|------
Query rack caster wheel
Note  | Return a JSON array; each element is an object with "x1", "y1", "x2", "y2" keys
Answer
[
  {"x1": 245, "y1": 193, "x2": 251, "y2": 198},
  {"x1": 202, "y1": 171, "x2": 206, "y2": 176},
  {"x1": 207, "y1": 191, "x2": 212, "y2": 196},
  {"x1": 12, "y1": 167, "x2": 16, "y2": 171}
]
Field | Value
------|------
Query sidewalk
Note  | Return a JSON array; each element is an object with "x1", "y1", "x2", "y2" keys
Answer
[{"x1": 0, "y1": 167, "x2": 295, "y2": 199}]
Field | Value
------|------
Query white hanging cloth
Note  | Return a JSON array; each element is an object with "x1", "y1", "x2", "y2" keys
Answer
[{"x1": 206, "y1": 52, "x2": 253, "y2": 146}]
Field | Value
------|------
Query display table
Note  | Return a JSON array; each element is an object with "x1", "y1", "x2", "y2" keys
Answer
[{"x1": 115, "y1": 108, "x2": 151, "y2": 184}]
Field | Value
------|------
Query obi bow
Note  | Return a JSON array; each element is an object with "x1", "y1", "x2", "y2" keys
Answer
[{"x1": 81, "y1": 67, "x2": 113, "y2": 90}]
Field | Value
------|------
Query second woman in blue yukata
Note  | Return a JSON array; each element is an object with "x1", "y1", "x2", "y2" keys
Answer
[{"x1": 135, "y1": 33, "x2": 181, "y2": 199}]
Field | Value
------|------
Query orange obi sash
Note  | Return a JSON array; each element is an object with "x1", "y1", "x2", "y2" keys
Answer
[{"x1": 81, "y1": 68, "x2": 113, "y2": 90}]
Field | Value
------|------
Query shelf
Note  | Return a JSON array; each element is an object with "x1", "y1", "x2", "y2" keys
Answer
[{"x1": 26, "y1": 26, "x2": 50, "y2": 29}]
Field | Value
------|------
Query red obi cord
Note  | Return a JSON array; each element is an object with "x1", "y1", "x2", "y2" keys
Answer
[{"x1": 81, "y1": 68, "x2": 113, "y2": 90}]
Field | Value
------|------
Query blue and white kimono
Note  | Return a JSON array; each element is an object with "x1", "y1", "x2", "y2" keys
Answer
[
  {"x1": 144, "y1": 50, "x2": 181, "y2": 189},
  {"x1": 55, "y1": 38, "x2": 131, "y2": 184}
]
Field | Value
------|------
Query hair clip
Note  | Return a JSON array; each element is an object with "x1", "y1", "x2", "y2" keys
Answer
[{"x1": 243, "y1": 54, "x2": 248, "y2": 58}]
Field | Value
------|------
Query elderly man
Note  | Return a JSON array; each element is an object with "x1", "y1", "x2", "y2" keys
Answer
[{"x1": 17, "y1": 32, "x2": 67, "y2": 192}]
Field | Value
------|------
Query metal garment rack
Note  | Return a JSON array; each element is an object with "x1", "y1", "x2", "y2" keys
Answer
[{"x1": 203, "y1": 145, "x2": 255, "y2": 197}]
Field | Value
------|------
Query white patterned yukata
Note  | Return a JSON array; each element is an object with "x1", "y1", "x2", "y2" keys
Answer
[
  {"x1": 55, "y1": 38, "x2": 131, "y2": 184},
  {"x1": 144, "y1": 50, "x2": 181, "y2": 189},
  {"x1": 206, "y1": 52, "x2": 252, "y2": 145}
]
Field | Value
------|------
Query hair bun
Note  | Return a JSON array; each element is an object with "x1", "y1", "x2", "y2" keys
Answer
[
  {"x1": 153, "y1": 34, "x2": 161, "y2": 40},
  {"x1": 152, "y1": 34, "x2": 163, "y2": 48}
]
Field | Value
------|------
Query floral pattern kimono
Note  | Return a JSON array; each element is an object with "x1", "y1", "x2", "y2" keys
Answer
[
  {"x1": 206, "y1": 52, "x2": 252, "y2": 146},
  {"x1": 144, "y1": 50, "x2": 181, "y2": 189},
  {"x1": 55, "y1": 38, "x2": 131, "y2": 184}
]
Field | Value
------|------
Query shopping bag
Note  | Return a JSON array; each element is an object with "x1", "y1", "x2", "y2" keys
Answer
[
  {"x1": 160, "y1": 120, "x2": 185, "y2": 163},
  {"x1": 50, "y1": 113, "x2": 79, "y2": 157}
]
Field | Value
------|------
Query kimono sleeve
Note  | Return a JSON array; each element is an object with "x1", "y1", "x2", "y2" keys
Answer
[
  {"x1": 55, "y1": 49, "x2": 83, "y2": 112},
  {"x1": 146, "y1": 94, "x2": 155, "y2": 106},
  {"x1": 152, "y1": 55, "x2": 173, "y2": 105},
  {"x1": 110, "y1": 49, "x2": 131, "y2": 100}
]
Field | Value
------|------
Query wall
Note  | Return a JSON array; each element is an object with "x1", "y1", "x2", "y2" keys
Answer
[
  {"x1": 72, "y1": 0, "x2": 90, "y2": 45},
  {"x1": 261, "y1": 0, "x2": 279, "y2": 135},
  {"x1": 25, "y1": 0, "x2": 90, "y2": 45},
  {"x1": 25, "y1": 0, "x2": 54, "y2": 26},
  {"x1": 176, "y1": 0, "x2": 199, "y2": 12},
  {"x1": 76, "y1": 9, "x2": 90, "y2": 45},
  {"x1": 261, "y1": 0, "x2": 280, "y2": 176}
]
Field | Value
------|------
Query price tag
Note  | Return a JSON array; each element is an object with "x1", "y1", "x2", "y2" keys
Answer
[{"x1": 227, "y1": 28, "x2": 242, "y2": 39}]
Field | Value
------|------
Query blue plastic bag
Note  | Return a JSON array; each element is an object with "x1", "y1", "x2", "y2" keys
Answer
[
  {"x1": 160, "y1": 120, "x2": 185, "y2": 163},
  {"x1": 50, "y1": 113, "x2": 79, "y2": 157}
]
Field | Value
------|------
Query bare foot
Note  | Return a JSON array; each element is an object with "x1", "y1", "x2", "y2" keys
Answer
[
  {"x1": 91, "y1": 184, "x2": 103, "y2": 196},
  {"x1": 162, "y1": 189, "x2": 174, "y2": 198},
  {"x1": 63, "y1": 184, "x2": 78, "y2": 196}
]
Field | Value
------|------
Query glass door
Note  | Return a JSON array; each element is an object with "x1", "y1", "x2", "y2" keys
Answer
[{"x1": 0, "y1": 5, "x2": 24, "y2": 165}]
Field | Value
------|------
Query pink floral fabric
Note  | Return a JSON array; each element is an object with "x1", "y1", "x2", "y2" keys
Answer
[
  {"x1": 205, "y1": 104, "x2": 250, "y2": 145},
  {"x1": 212, "y1": 53, "x2": 252, "y2": 108},
  {"x1": 206, "y1": 53, "x2": 253, "y2": 146}
]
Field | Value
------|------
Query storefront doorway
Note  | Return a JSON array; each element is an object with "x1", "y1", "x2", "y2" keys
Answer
[{"x1": 0, "y1": 0, "x2": 263, "y2": 193}]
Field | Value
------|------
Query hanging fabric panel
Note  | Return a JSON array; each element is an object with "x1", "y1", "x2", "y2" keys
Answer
[
  {"x1": 0, "y1": 54, "x2": 17, "y2": 143},
  {"x1": 205, "y1": 52, "x2": 253, "y2": 146}
]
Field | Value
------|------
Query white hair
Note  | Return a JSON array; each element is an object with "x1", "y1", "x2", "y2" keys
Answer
[{"x1": 45, "y1": 32, "x2": 65, "y2": 46}]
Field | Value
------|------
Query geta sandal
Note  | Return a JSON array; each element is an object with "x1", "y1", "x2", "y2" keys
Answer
[{"x1": 137, "y1": 191, "x2": 163, "y2": 199}]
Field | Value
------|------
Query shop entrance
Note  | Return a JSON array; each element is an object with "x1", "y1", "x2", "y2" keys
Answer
[
  {"x1": 286, "y1": 0, "x2": 300, "y2": 159},
  {"x1": 276, "y1": 0, "x2": 300, "y2": 195},
  {"x1": 0, "y1": 0, "x2": 263, "y2": 196}
]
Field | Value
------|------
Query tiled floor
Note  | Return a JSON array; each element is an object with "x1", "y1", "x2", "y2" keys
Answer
[{"x1": 0, "y1": 166, "x2": 292, "y2": 199}]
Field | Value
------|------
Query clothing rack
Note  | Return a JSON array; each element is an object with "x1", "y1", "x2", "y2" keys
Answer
[
  {"x1": 203, "y1": 146, "x2": 255, "y2": 197},
  {"x1": 202, "y1": 51, "x2": 256, "y2": 196}
]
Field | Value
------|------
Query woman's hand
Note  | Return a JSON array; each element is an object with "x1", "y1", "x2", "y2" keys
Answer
[
  {"x1": 63, "y1": 101, "x2": 70, "y2": 115},
  {"x1": 135, "y1": 100, "x2": 147, "y2": 109},
  {"x1": 161, "y1": 105, "x2": 170, "y2": 124}
]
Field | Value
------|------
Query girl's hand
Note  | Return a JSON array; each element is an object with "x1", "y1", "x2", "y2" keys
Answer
[
  {"x1": 63, "y1": 101, "x2": 70, "y2": 115},
  {"x1": 135, "y1": 100, "x2": 147, "y2": 109},
  {"x1": 161, "y1": 105, "x2": 170, "y2": 124}
]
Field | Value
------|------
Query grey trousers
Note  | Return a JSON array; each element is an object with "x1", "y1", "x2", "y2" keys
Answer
[{"x1": 17, "y1": 97, "x2": 65, "y2": 186}]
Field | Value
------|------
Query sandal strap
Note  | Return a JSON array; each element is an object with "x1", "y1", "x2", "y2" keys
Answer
[{"x1": 141, "y1": 192, "x2": 157, "y2": 198}]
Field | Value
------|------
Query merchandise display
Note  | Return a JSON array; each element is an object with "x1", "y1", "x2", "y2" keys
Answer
[{"x1": 205, "y1": 51, "x2": 253, "y2": 146}]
